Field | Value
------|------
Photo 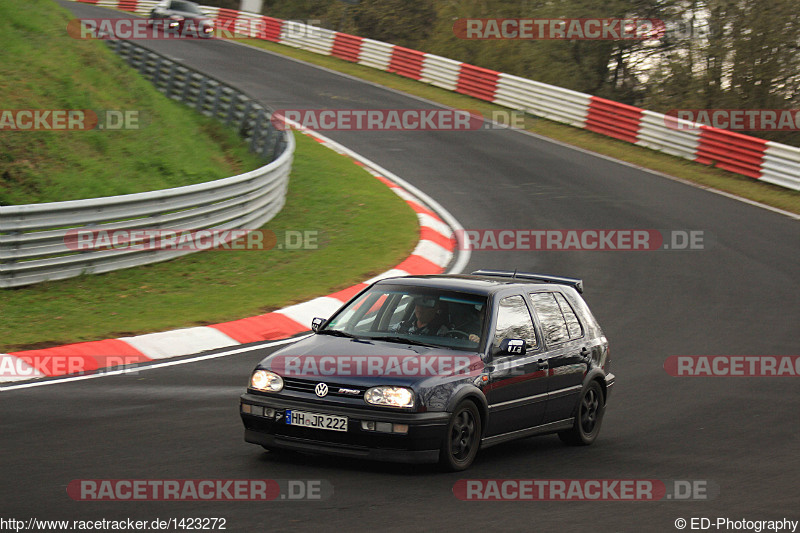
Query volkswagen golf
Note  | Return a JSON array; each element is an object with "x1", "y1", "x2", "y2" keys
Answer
[{"x1": 240, "y1": 270, "x2": 614, "y2": 471}]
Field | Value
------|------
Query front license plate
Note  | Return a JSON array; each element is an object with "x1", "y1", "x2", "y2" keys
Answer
[{"x1": 285, "y1": 410, "x2": 348, "y2": 432}]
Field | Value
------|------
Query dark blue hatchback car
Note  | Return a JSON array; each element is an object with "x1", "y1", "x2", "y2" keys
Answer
[{"x1": 240, "y1": 270, "x2": 614, "y2": 471}]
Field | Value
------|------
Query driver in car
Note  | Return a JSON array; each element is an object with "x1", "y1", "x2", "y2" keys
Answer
[{"x1": 395, "y1": 297, "x2": 450, "y2": 336}]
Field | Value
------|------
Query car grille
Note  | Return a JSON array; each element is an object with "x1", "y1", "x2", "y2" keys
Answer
[{"x1": 282, "y1": 377, "x2": 367, "y2": 399}]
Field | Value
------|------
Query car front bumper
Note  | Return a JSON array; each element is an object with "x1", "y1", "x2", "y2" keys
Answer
[{"x1": 240, "y1": 393, "x2": 449, "y2": 464}]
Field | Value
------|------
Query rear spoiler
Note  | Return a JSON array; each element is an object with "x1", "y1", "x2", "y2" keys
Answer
[{"x1": 471, "y1": 269, "x2": 584, "y2": 294}]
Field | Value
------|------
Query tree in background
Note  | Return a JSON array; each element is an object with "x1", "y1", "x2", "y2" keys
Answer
[
  {"x1": 643, "y1": 0, "x2": 799, "y2": 144},
  {"x1": 207, "y1": 0, "x2": 798, "y2": 145}
]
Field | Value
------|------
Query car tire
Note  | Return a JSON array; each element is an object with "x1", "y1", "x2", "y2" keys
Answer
[
  {"x1": 558, "y1": 380, "x2": 605, "y2": 446},
  {"x1": 439, "y1": 401, "x2": 481, "y2": 471}
]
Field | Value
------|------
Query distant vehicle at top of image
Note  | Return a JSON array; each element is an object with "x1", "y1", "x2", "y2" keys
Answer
[
  {"x1": 148, "y1": 0, "x2": 214, "y2": 38},
  {"x1": 240, "y1": 270, "x2": 615, "y2": 471}
]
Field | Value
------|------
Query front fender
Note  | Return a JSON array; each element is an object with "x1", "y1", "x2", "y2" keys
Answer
[{"x1": 444, "y1": 384, "x2": 489, "y2": 435}]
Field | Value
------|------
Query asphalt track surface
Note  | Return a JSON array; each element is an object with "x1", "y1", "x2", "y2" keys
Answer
[{"x1": 1, "y1": 3, "x2": 798, "y2": 531}]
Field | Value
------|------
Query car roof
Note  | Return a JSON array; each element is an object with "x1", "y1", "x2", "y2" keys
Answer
[{"x1": 373, "y1": 271, "x2": 583, "y2": 296}]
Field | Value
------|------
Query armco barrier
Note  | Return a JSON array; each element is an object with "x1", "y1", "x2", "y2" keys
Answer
[
  {"x1": 421, "y1": 54, "x2": 461, "y2": 92},
  {"x1": 358, "y1": 38, "x2": 394, "y2": 71},
  {"x1": 494, "y1": 73, "x2": 591, "y2": 128},
  {"x1": 635, "y1": 110, "x2": 700, "y2": 159},
  {"x1": 388, "y1": 46, "x2": 425, "y2": 80},
  {"x1": 696, "y1": 127, "x2": 767, "y2": 179},
  {"x1": 762, "y1": 143, "x2": 800, "y2": 190},
  {"x1": 68, "y1": 0, "x2": 800, "y2": 192},
  {"x1": 456, "y1": 64, "x2": 499, "y2": 102},
  {"x1": 331, "y1": 32, "x2": 362, "y2": 63},
  {"x1": 586, "y1": 97, "x2": 643, "y2": 144},
  {"x1": 0, "y1": 39, "x2": 293, "y2": 288}
]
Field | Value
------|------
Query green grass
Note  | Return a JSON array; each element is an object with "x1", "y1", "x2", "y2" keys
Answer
[
  {"x1": 0, "y1": 0, "x2": 262, "y2": 205},
  {"x1": 238, "y1": 39, "x2": 800, "y2": 215},
  {"x1": 0, "y1": 132, "x2": 419, "y2": 351}
]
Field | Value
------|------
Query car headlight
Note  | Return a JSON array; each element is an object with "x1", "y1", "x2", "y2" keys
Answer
[
  {"x1": 364, "y1": 386, "x2": 414, "y2": 408},
  {"x1": 250, "y1": 370, "x2": 283, "y2": 392}
]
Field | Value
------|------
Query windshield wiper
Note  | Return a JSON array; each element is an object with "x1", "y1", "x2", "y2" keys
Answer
[
  {"x1": 317, "y1": 329, "x2": 358, "y2": 339},
  {"x1": 372, "y1": 336, "x2": 438, "y2": 348}
]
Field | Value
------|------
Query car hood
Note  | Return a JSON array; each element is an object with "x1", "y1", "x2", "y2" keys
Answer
[{"x1": 257, "y1": 334, "x2": 484, "y2": 387}]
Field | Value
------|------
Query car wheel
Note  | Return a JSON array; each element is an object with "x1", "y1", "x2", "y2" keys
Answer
[
  {"x1": 559, "y1": 380, "x2": 605, "y2": 446},
  {"x1": 439, "y1": 401, "x2": 481, "y2": 471}
]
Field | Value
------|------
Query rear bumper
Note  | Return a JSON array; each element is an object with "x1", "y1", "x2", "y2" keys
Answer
[{"x1": 240, "y1": 393, "x2": 449, "y2": 464}]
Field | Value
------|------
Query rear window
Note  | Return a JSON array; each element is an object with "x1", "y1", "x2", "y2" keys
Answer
[
  {"x1": 555, "y1": 292, "x2": 583, "y2": 339},
  {"x1": 529, "y1": 291, "x2": 584, "y2": 345}
]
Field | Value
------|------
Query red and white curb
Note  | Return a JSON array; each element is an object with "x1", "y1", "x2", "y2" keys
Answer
[{"x1": 0, "y1": 125, "x2": 468, "y2": 384}]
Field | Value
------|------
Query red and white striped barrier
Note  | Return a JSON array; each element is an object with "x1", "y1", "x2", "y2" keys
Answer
[
  {"x1": 259, "y1": 15, "x2": 798, "y2": 190},
  {"x1": 585, "y1": 97, "x2": 643, "y2": 144},
  {"x1": 696, "y1": 127, "x2": 767, "y2": 179},
  {"x1": 105, "y1": 2, "x2": 787, "y2": 192},
  {"x1": 420, "y1": 54, "x2": 461, "y2": 92},
  {"x1": 331, "y1": 32, "x2": 362, "y2": 63}
]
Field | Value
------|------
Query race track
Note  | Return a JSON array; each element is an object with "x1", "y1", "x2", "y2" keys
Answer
[{"x1": 1, "y1": 3, "x2": 797, "y2": 531}]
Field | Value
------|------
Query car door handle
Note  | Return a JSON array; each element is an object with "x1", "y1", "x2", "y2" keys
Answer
[{"x1": 535, "y1": 360, "x2": 549, "y2": 370}]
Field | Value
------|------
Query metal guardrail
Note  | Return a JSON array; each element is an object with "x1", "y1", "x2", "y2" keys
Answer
[{"x1": 0, "y1": 40, "x2": 294, "y2": 288}]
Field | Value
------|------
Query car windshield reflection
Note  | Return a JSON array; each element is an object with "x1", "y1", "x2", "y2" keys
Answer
[{"x1": 322, "y1": 286, "x2": 488, "y2": 351}]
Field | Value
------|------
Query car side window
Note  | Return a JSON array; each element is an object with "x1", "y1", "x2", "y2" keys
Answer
[
  {"x1": 529, "y1": 292, "x2": 569, "y2": 345},
  {"x1": 554, "y1": 292, "x2": 583, "y2": 339},
  {"x1": 493, "y1": 295, "x2": 538, "y2": 352}
]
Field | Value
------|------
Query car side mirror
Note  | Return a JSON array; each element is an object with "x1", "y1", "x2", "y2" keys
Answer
[
  {"x1": 311, "y1": 317, "x2": 325, "y2": 333},
  {"x1": 497, "y1": 338, "x2": 526, "y2": 356}
]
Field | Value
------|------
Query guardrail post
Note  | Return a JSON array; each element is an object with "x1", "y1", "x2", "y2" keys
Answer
[
  {"x1": 152, "y1": 55, "x2": 164, "y2": 90},
  {"x1": 196, "y1": 75, "x2": 208, "y2": 112},
  {"x1": 224, "y1": 89, "x2": 238, "y2": 126},
  {"x1": 179, "y1": 67, "x2": 192, "y2": 103},
  {"x1": 165, "y1": 63, "x2": 178, "y2": 99},
  {"x1": 250, "y1": 108, "x2": 266, "y2": 154},
  {"x1": 239, "y1": 100, "x2": 255, "y2": 139},
  {"x1": 210, "y1": 83, "x2": 223, "y2": 119}
]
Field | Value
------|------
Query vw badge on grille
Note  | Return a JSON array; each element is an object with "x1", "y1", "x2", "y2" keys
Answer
[{"x1": 315, "y1": 382, "x2": 328, "y2": 397}]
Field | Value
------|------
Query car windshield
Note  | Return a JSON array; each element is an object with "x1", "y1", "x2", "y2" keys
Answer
[
  {"x1": 322, "y1": 285, "x2": 488, "y2": 351},
  {"x1": 170, "y1": 1, "x2": 202, "y2": 14}
]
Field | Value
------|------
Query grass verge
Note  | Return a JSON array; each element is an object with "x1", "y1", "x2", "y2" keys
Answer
[
  {"x1": 0, "y1": 132, "x2": 420, "y2": 351},
  {"x1": 0, "y1": 0, "x2": 262, "y2": 205},
  {"x1": 238, "y1": 39, "x2": 800, "y2": 215}
]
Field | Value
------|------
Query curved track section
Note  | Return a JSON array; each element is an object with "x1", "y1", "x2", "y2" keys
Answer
[{"x1": 1, "y1": 2, "x2": 797, "y2": 531}]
